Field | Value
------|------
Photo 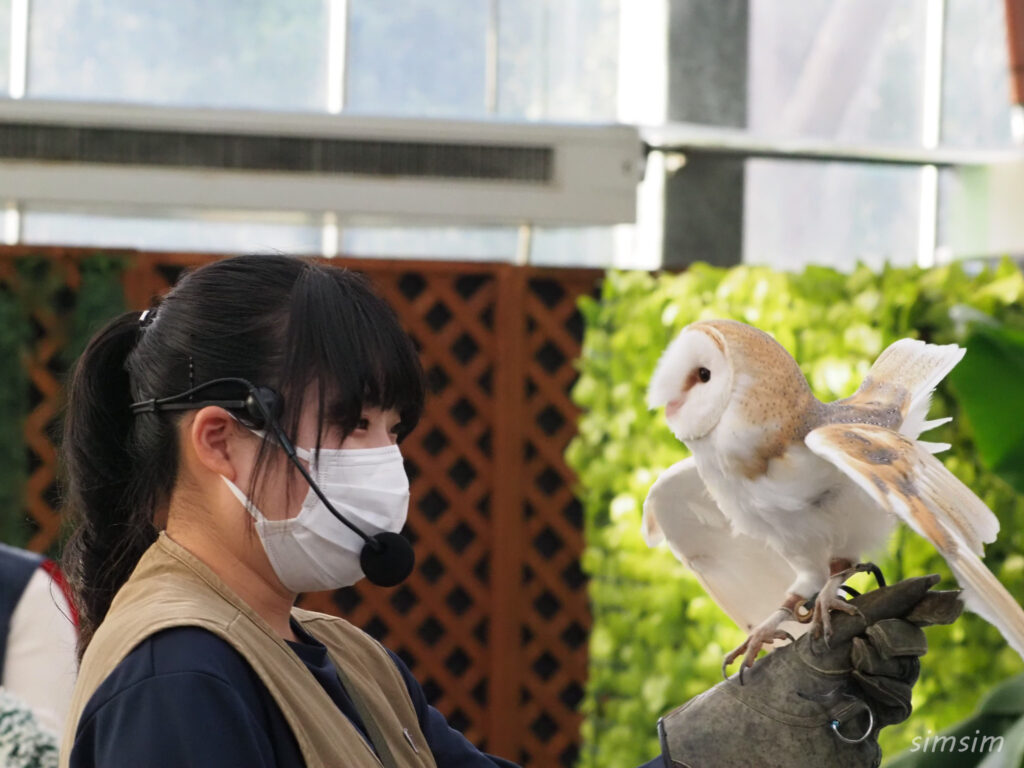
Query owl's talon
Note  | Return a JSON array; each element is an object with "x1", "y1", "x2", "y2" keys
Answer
[
  {"x1": 856, "y1": 561, "x2": 886, "y2": 588},
  {"x1": 721, "y1": 639, "x2": 749, "y2": 680},
  {"x1": 722, "y1": 607, "x2": 792, "y2": 684},
  {"x1": 812, "y1": 573, "x2": 864, "y2": 643},
  {"x1": 774, "y1": 629, "x2": 796, "y2": 644}
]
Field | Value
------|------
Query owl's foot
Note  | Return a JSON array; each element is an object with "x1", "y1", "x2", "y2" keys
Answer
[
  {"x1": 811, "y1": 587, "x2": 861, "y2": 644},
  {"x1": 826, "y1": 560, "x2": 887, "y2": 591},
  {"x1": 811, "y1": 561, "x2": 883, "y2": 643},
  {"x1": 722, "y1": 607, "x2": 796, "y2": 685},
  {"x1": 854, "y1": 561, "x2": 886, "y2": 588}
]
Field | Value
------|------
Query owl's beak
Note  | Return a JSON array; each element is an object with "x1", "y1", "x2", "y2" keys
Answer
[{"x1": 665, "y1": 397, "x2": 684, "y2": 418}]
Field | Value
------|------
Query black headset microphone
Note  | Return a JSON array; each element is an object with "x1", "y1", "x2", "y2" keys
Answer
[{"x1": 130, "y1": 377, "x2": 415, "y2": 588}]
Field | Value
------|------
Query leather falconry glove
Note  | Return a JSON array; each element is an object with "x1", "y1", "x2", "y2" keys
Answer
[{"x1": 658, "y1": 575, "x2": 963, "y2": 768}]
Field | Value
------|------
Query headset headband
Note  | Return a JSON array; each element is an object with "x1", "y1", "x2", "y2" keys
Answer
[{"x1": 130, "y1": 377, "x2": 282, "y2": 429}]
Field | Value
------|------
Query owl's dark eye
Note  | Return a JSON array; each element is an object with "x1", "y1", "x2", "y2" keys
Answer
[{"x1": 698, "y1": 367, "x2": 711, "y2": 383}]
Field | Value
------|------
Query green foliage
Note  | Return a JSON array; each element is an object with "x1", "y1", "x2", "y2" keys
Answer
[
  {"x1": 950, "y1": 324, "x2": 1024, "y2": 495},
  {"x1": 0, "y1": 257, "x2": 64, "y2": 549},
  {"x1": 64, "y1": 255, "x2": 128, "y2": 367},
  {"x1": 0, "y1": 254, "x2": 128, "y2": 553},
  {"x1": 568, "y1": 260, "x2": 1024, "y2": 767},
  {"x1": 0, "y1": 280, "x2": 31, "y2": 549}
]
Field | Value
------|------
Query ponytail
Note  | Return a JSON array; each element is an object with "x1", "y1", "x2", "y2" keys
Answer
[{"x1": 61, "y1": 312, "x2": 158, "y2": 659}]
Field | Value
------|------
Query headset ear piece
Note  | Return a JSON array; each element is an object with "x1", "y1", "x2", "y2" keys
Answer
[{"x1": 245, "y1": 386, "x2": 283, "y2": 430}]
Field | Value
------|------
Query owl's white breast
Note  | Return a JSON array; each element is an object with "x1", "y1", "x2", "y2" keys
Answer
[{"x1": 687, "y1": 413, "x2": 894, "y2": 563}]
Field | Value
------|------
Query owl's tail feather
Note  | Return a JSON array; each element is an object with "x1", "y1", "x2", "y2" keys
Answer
[
  {"x1": 865, "y1": 339, "x2": 965, "y2": 439},
  {"x1": 950, "y1": 547, "x2": 1024, "y2": 662}
]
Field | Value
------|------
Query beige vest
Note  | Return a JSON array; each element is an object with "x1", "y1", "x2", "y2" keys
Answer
[{"x1": 60, "y1": 533, "x2": 438, "y2": 768}]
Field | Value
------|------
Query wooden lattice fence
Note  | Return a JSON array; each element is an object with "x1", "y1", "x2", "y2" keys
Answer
[{"x1": 4, "y1": 246, "x2": 599, "y2": 767}]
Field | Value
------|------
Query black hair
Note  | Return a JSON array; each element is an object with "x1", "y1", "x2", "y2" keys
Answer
[{"x1": 61, "y1": 255, "x2": 424, "y2": 658}]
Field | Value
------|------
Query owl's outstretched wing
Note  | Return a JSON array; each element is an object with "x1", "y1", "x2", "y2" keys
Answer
[
  {"x1": 806, "y1": 423, "x2": 1024, "y2": 660},
  {"x1": 642, "y1": 457, "x2": 808, "y2": 636}
]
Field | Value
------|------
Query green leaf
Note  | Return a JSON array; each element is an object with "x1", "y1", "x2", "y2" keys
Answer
[{"x1": 949, "y1": 324, "x2": 1024, "y2": 494}]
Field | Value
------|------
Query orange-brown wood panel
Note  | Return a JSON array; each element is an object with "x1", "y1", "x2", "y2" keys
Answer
[{"x1": 1007, "y1": 0, "x2": 1024, "y2": 104}]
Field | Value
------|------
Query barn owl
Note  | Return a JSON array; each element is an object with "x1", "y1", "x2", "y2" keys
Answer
[{"x1": 642, "y1": 319, "x2": 1024, "y2": 677}]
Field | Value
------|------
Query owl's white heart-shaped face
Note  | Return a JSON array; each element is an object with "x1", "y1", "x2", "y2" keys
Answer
[{"x1": 647, "y1": 326, "x2": 733, "y2": 441}]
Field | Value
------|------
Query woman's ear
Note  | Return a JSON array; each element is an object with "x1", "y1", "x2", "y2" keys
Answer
[{"x1": 188, "y1": 407, "x2": 247, "y2": 481}]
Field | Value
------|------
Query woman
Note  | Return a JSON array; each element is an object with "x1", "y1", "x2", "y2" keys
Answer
[{"x1": 60, "y1": 255, "x2": 517, "y2": 767}]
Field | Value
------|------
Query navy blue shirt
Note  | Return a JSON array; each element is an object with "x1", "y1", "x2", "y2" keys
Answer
[{"x1": 69, "y1": 624, "x2": 661, "y2": 767}]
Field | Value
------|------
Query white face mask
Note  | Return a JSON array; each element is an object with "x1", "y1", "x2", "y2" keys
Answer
[{"x1": 222, "y1": 442, "x2": 410, "y2": 593}]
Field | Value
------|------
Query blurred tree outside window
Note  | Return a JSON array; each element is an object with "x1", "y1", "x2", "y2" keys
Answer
[
  {"x1": 743, "y1": 0, "x2": 1019, "y2": 271},
  {"x1": 743, "y1": 0, "x2": 930, "y2": 271},
  {"x1": 747, "y1": 0, "x2": 927, "y2": 144},
  {"x1": 27, "y1": 0, "x2": 329, "y2": 111}
]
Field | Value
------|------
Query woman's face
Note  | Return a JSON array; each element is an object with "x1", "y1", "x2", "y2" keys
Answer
[{"x1": 232, "y1": 403, "x2": 404, "y2": 521}]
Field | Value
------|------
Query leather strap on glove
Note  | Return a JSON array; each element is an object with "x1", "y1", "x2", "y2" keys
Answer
[{"x1": 658, "y1": 575, "x2": 962, "y2": 768}]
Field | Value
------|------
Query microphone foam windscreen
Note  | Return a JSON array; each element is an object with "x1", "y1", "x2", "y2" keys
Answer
[{"x1": 361, "y1": 532, "x2": 415, "y2": 587}]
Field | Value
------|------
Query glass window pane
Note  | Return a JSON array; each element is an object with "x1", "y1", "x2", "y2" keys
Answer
[
  {"x1": 341, "y1": 226, "x2": 517, "y2": 260},
  {"x1": 498, "y1": 0, "x2": 619, "y2": 122},
  {"x1": 530, "y1": 227, "x2": 615, "y2": 267},
  {"x1": 346, "y1": 0, "x2": 488, "y2": 117},
  {"x1": 748, "y1": 0, "x2": 927, "y2": 144},
  {"x1": 21, "y1": 207, "x2": 322, "y2": 254},
  {"x1": 28, "y1": 0, "x2": 329, "y2": 111},
  {"x1": 936, "y1": 167, "x2": 962, "y2": 258},
  {"x1": 941, "y1": 0, "x2": 1015, "y2": 147},
  {"x1": 0, "y1": 0, "x2": 10, "y2": 95},
  {"x1": 743, "y1": 160, "x2": 922, "y2": 271}
]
